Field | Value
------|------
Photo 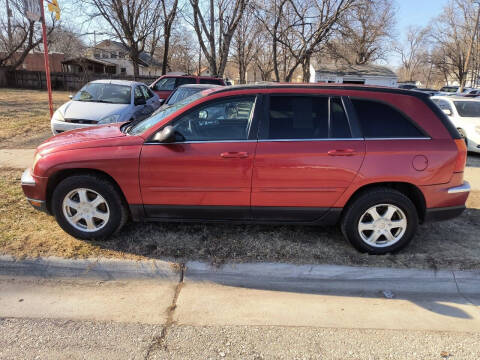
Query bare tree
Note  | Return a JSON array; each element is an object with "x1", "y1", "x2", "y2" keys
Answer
[
  {"x1": 85, "y1": 0, "x2": 162, "y2": 76},
  {"x1": 231, "y1": 5, "x2": 260, "y2": 83},
  {"x1": 160, "y1": 0, "x2": 179, "y2": 75},
  {"x1": 188, "y1": 0, "x2": 249, "y2": 77},
  {"x1": 394, "y1": 25, "x2": 430, "y2": 82},
  {"x1": 327, "y1": 0, "x2": 395, "y2": 65},
  {"x1": 0, "y1": 0, "x2": 57, "y2": 68},
  {"x1": 49, "y1": 25, "x2": 86, "y2": 56},
  {"x1": 430, "y1": 0, "x2": 478, "y2": 86}
]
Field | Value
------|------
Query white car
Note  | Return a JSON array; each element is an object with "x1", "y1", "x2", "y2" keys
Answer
[
  {"x1": 431, "y1": 96, "x2": 480, "y2": 153},
  {"x1": 51, "y1": 79, "x2": 162, "y2": 134}
]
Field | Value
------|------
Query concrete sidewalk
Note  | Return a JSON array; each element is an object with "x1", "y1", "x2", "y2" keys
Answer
[{"x1": 1, "y1": 256, "x2": 479, "y2": 333}]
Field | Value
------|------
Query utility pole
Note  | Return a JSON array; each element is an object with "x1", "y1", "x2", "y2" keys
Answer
[{"x1": 460, "y1": 0, "x2": 480, "y2": 93}]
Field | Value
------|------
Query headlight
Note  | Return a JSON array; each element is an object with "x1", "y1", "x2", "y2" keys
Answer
[
  {"x1": 98, "y1": 114, "x2": 121, "y2": 124},
  {"x1": 476, "y1": 126, "x2": 480, "y2": 135},
  {"x1": 32, "y1": 152, "x2": 42, "y2": 170},
  {"x1": 52, "y1": 109, "x2": 64, "y2": 122}
]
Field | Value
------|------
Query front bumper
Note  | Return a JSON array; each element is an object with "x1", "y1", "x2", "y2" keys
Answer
[
  {"x1": 51, "y1": 119, "x2": 98, "y2": 135},
  {"x1": 21, "y1": 168, "x2": 48, "y2": 213}
]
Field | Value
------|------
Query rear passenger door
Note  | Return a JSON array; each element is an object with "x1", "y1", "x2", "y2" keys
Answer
[{"x1": 251, "y1": 95, "x2": 365, "y2": 221}]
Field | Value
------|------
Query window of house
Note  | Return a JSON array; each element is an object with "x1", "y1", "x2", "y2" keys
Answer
[
  {"x1": 261, "y1": 96, "x2": 351, "y2": 140},
  {"x1": 168, "y1": 96, "x2": 256, "y2": 141},
  {"x1": 351, "y1": 99, "x2": 426, "y2": 138}
]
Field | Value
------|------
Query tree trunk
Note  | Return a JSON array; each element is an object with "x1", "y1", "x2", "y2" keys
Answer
[{"x1": 162, "y1": 30, "x2": 171, "y2": 75}]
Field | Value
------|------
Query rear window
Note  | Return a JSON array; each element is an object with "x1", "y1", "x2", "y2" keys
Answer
[
  {"x1": 261, "y1": 96, "x2": 351, "y2": 140},
  {"x1": 351, "y1": 99, "x2": 425, "y2": 138},
  {"x1": 199, "y1": 78, "x2": 224, "y2": 85}
]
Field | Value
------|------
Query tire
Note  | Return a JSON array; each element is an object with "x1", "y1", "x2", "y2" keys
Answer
[
  {"x1": 51, "y1": 174, "x2": 128, "y2": 240},
  {"x1": 341, "y1": 188, "x2": 418, "y2": 254}
]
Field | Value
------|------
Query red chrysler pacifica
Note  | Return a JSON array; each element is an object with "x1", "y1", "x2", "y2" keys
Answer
[{"x1": 21, "y1": 84, "x2": 470, "y2": 254}]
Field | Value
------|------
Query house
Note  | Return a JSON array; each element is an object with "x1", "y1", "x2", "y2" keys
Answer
[
  {"x1": 61, "y1": 57, "x2": 116, "y2": 74},
  {"x1": 85, "y1": 40, "x2": 163, "y2": 76},
  {"x1": 313, "y1": 63, "x2": 398, "y2": 87},
  {"x1": 0, "y1": 52, "x2": 65, "y2": 72}
]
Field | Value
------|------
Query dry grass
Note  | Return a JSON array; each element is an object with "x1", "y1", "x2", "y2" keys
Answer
[
  {"x1": 1, "y1": 168, "x2": 480, "y2": 270},
  {"x1": 0, "y1": 88, "x2": 71, "y2": 149}
]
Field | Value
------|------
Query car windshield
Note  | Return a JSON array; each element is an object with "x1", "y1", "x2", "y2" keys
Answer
[
  {"x1": 128, "y1": 91, "x2": 206, "y2": 135},
  {"x1": 73, "y1": 83, "x2": 131, "y2": 104},
  {"x1": 454, "y1": 101, "x2": 480, "y2": 117},
  {"x1": 167, "y1": 87, "x2": 203, "y2": 105}
]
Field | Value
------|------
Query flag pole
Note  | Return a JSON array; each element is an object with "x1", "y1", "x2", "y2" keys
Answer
[{"x1": 39, "y1": 0, "x2": 54, "y2": 117}]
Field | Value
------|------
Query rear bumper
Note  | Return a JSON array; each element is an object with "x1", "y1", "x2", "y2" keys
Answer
[{"x1": 424, "y1": 205, "x2": 466, "y2": 222}]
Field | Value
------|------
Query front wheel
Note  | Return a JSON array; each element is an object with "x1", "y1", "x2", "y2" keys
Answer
[
  {"x1": 341, "y1": 188, "x2": 418, "y2": 254},
  {"x1": 51, "y1": 174, "x2": 128, "y2": 240}
]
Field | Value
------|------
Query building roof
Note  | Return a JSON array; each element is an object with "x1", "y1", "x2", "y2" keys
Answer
[
  {"x1": 315, "y1": 63, "x2": 397, "y2": 78},
  {"x1": 95, "y1": 40, "x2": 162, "y2": 68}
]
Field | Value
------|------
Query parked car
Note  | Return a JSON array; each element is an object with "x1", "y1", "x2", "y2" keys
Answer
[
  {"x1": 51, "y1": 80, "x2": 162, "y2": 134},
  {"x1": 461, "y1": 88, "x2": 480, "y2": 97},
  {"x1": 412, "y1": 88, "x2": 439, "y2": 97},
  {"x1": 162, "y1": 84, "x2": 220, "y2": 107},
  {"x1": 438, "y1": 85, "x2": 459, "y2": 95},
  {"x1": 431, "y1": 95, "x2": 480, "y2": 153},
  {"x1": 398, "y1": 84, "x2": 417, "y2": 90},
  {"x1": 149, "y1": 74, "x2": 225, "y2": 101},
  {"x1": 22, "y1": 84, "x2": 469, "y2": 254}
]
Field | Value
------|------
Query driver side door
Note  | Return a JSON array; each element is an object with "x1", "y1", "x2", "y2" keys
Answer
[{"x1": 139, "y1": 95, "x2": 259, "y2": 220}]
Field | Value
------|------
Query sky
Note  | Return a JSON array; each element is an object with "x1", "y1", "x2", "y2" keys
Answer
[{"x1": 389, "y1": 0, "x2": 450, "y2": 66}]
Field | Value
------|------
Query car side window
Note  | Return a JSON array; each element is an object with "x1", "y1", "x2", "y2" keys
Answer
[
  {"x1": 153, "y1": 77, "x2": 176, "y2": 91},
  {"x1": 350, "y1": 99, "x2": 426, "y2": 138},
  {"x1": 176, "y1": 77, "x2": 197, "y2": 87},
  {"x1": 134, "y1": 86, "x2": 145, "y2": 102},
  {"x1": 141, "y1": 85, "x2": 153, "y2": 100},
  {"x1": 168, "y1": 96, "x2": 256, "y2": 142},
  {"x1": 262, "y1": 95, "x2": 351, "y2": 140},
  {"x1": 199, "y1": 78, "x2": 224, "y2": 85}
]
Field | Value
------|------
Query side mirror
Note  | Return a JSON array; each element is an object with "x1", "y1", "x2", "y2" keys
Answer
[
  {"x1": 69, "y1": 95, "x2": 73, "y2": 99},
  {"x1": 152, "y1": 125, "x2": 176, "y2": 143},
  {"x1": 442, "y1": 109, "x2": 452, "y2": 116},
  {"x1": 135, "y1": 97, "x2": 147, "y2": 106}
]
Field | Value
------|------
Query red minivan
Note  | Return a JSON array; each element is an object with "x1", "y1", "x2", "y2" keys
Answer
[
  {"x1": 150, "y1": 74, "x2": 226, "y2": 101},
  {"x1": 21, "y1": 84, "x2": 470, "y2": 254}
]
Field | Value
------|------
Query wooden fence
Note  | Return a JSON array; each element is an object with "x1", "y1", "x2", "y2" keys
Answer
[{"x1": 1, "y1": 69, "x2": 158, "y2": 91}]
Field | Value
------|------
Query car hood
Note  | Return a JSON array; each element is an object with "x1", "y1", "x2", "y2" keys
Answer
[
  {"x1": 37, "y1": 124, "x2": 138, "y2": 155},
  {"x1": 60, "y1": 100, "x2": 130, "y2": 120}
]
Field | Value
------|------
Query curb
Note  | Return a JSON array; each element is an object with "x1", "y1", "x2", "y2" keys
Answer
[
  {"x1": 185, "y1": 261, "x2": 480, "y2": 297},
  {"x1": 0, "y1": 255, "x2": 180, "y2": 281},
  {"x1": 1, "y1": 256, "x2": 479, "y2": 297}
]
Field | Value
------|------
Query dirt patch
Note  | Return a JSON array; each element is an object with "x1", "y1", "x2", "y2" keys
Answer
[
  {"x1": 0, "y1": 88, "x2": 71, "y2": 149},
  {"x1": 2, "y1": 168, "x2": 479, "y2": 270}
]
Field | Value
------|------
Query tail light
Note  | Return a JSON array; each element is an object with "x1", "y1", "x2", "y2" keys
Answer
[{"x1": 454, "y1": 139, "x2": 467, "y2": 172}]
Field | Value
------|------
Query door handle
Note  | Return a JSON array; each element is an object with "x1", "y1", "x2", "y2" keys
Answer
[
  {"x1": 220, "y1": 151, "x2": 249, "y2": 159},
  {"x1": 327, "y1": 149, "x2": 357, "y2": 156}
]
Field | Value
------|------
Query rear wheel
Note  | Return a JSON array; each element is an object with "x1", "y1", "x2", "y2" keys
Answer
[
  {"x1": 52, "y1": 174, "x2": 128, "y2": 240},
  {"x1": 341, "y1": 188, "x2": 418, "y2": 254}
]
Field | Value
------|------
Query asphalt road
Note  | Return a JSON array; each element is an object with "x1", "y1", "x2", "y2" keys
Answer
[{"x1": 1, "y1": 317, "x2": 480, "y2": 360}]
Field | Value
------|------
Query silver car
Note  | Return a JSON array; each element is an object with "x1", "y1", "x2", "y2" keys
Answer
[{"x1": 51, "y1": 79, "x2": 162, "y2": 134}]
